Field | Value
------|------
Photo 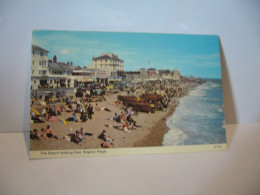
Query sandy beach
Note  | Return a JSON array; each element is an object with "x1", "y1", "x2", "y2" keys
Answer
[{"x1": 30, "y1": 82, "x2": 196, "y2": 151}]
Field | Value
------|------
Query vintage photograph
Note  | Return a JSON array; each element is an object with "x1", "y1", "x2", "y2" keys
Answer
[{"x1": 29, "y1": 31, "x2": 226, "y2": 158}]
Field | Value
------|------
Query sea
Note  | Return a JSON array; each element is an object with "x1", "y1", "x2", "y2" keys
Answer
[{"x1": 163, "y1": 79, "x2": 226, "y2": 146}]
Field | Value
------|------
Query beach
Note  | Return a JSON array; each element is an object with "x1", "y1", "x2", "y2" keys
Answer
[{"x1": 30, "y1": 81, "x2": 197, "y2": 151}]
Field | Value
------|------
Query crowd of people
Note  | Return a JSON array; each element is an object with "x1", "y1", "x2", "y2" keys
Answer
[
  {"x1": 30, "y1": 125, "x2": 58, "y2": 140},
  {"x1": 30, "y1": 80, "x2": 196, "y2": 149},
  {"x1": 30, "y1": 86, "x2": 121, "y2": 148}
]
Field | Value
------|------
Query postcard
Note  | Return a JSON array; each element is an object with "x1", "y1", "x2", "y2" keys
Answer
[{"x1": 29, "y1": 30, "x2": 227, "y2": 159}]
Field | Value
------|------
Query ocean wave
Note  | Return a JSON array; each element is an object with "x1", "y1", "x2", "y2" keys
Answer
[
  {"x1": 208, "y1": 81, "x2": 222, "y2": 88},
  {"x1": 163, "y1": 128, "x2": 188, "y2": 146},
  {"x1": 163, "y1": 80, "x2": 225, "y2": 146},
  {"x1": 222, "y1": 119, "x2": 226, "y2": 129}
]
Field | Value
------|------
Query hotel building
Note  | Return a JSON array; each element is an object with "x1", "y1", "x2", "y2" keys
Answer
[{"x1": 88, "y1": 53, "x2": 124, "y2": 76}]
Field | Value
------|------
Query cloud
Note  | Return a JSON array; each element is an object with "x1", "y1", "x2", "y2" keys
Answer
[{"x1": 59, "y1": 49, "x2": 69, "y2": 54}]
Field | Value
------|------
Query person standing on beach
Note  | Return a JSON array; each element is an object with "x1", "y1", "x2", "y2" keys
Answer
[
  {"x1": 87, "y1": 104, "x2": 94, "y2": 119},
  {"x1": 80, "y1": 111, "x2": 87, "y2": 122}
]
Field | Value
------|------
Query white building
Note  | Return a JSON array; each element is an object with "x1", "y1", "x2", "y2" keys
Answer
[
  {"x1": 88, "y1": 53, "x2": 124, "y2": 76},
  {"x1": 31, "y1": 45, "x2": 75, "y2": 91},
  {"x1": 48, "y1": 62, "x2": 75, "y2": 88},
  {"x1": 31, "y1": 45, "x2": 50, "y2": 90},
  {"x1": 172, "y1": 69, "x2": 181, "y2": 81}
]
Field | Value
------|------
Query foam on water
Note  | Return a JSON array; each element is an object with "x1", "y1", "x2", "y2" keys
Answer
[
  {"x1": 163, "y1": 80, "x2": 226, "y2": 146},
  {"x1": 162, "y1": 128, "x2": 188, "y2": 145}
]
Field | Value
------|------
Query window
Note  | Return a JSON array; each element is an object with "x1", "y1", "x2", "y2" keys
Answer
[
  {"x1": 40, "y1": 51, "x2": 43, "y2": 56},
  {"x1": 39, "y1": 61, "x2": 41, "y2": 65},
  {"x1": 33, "y1": 50, "x2": 35, "y2": 56},
  {"x1": 34, "y1": 81, "x2": 36, "y2": 84},
  {"x1": 32, "y1": 70, "x2": 34, "y2": 75}
]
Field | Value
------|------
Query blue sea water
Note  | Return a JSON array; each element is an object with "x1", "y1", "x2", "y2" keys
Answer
[{"x1": 163, "y1": 80, "x2": 226, "y2": 146}]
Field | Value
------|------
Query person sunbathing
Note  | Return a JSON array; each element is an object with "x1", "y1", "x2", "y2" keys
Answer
[
  {"x1": 45, "y1": 112, "x2": 50, "y2": 121},
  {"x1": 63, "y1": 132, "x2": 81, "y2": 144},
  {"x1": 40, "y1": 128, "x2": 48, "y2": 139},
  {"x1": 30, "y1": 129, "x2": 40, "y2": 140},
  {"x1": 95, "y1": 104, "x2": 111, "y2": 112},
  {"x1": 98, "y1": 130, "x2": 107, "y2": 141},
  {"x1": 126, "y1": 115, "x2": 134, "y2": 123},
  {"x1": 113, "y1": 113, "x2": 118, "y2": 121},
  {"x1": 66, "y1": 112, "x2": 78, "y2": 122},
  {"x1": 98, "y1": 130, "x2": 114, "y2": 148},
  {"x1": 120, "y1": 112, "x2": 126, "y2": 122},
  {"x1": 48, "y1": 115, "x2": 59, "y2": 122},
  {"x1": 115, "y1": 115, "x2": 121, "y2": 123},
  {"x1": 45, "y1": 125, "x2": 58, "y2": 139},
  {"x1": 100, "y1": 137, "x2": 114, "y2": 148},
  {"x1": 133, "y1": 121, "x2": 142, "y2": 128},
  {"x1": 95, "y1": 103, "x2": 101, "y2": 111},
  {"x1": 70, "y1": 131, "x2": 82, "y2": 144},
  {"x1": 79, "y1": 127, "x2": 93, "y2": 140},
  {"x1": 121, "y1": 124, "x2": 130, "y2": 133},
  {"x1": 31, "y1": 115, "x2": 45, "y2": 123}
]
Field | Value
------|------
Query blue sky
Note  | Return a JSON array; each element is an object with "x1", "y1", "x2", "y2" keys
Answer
[{"x1": 32, "y1": 30, "x2": 222, "y2": 78}]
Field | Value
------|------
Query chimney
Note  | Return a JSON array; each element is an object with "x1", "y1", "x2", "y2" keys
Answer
[{"x1": 53, "y1": 55, "x2": 57, "y2": 63}]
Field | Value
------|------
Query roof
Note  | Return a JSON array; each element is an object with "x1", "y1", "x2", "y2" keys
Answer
[
  {"x1": 32, "y1": 44, "x2": 49, "y2": 52},
  {"x1": 49, "y1": 63, "x2": 64, "y2": 72},
  {"x1": 49, "y1": 62, "x2": 74, "y2": 72},
  {"x1": 92, "y1": 54, "x2": 124, "y2": 62},
  {"x1": 158, "y1": 69, "x2": 171, "y2": 75}
]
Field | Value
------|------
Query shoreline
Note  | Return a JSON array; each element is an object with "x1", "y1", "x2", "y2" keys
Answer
[
  {"x1": 133, "y1": 83, "x2": 197, "y2": 147},
  {"x1": 133, "y1": 105, "x2": 176, "y2": 147}
]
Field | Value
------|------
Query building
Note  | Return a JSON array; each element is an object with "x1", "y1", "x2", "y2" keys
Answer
[
  {"x1": 48, "y1": 61, "x2": 74, "y2": 88},
  {"x1": 124, "y1": 71, "x2": 140, "y2": 81},
  {"x1": 158, "y1": 69, "x2": 172, "y2": 80},
  {"x1": 148, "y1": 68, "x2": 159, "y2": 79},
  {"x1": 139, "y1": 68, "x2": 148, "y2": 80},
  {"x1": 172, "y1": 69, "x2": 181, "y2": 81},
  {"x1": 31, "y1": 45, "x2": 76, "y2": 91},
  {"x1": 88, "y1": 53, "x2": 124, "y2": 76},
  {"x1": 31, "y1": 45, "x2": 50, "y2": 90},
  {"x1": 72, "y1": 67, "x2": 95, "y2": 86}
]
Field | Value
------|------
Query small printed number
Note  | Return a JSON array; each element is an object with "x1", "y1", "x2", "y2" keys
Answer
[{"x1": 214, "y1": 145, "x2": 222, "y2": 148}]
